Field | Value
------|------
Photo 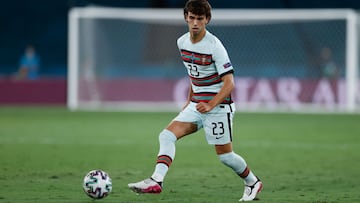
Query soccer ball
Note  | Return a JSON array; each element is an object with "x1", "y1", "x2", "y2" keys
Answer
[{"x1": 83, "y1": 169, "x2": 112, "y2": 199}]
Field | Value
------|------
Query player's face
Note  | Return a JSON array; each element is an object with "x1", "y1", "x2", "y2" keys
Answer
[{"x1": 185, "y1": 12, "x2": 209, "y2": 40}]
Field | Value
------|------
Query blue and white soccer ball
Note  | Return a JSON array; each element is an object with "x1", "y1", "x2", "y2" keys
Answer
[{"x1": 83, "y1": 170, "x2": 112, "y2": 199}]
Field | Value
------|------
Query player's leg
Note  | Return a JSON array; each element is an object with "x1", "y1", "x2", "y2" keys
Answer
[
  {"x1": 151, "y1": 121, "x2": 197, "y2": 183},
  {"x1": 128, "y1": 121, "x2": 197, "y2": 194},
  {"x1": 216, "y1": 143, "x2": 258, "y2": 185},
  {"x1": 215, "y1": 144, "x2": 262, "y2": 201},
  {"x1": 203, "y1": 104, "x2": 262, "y2": 201},
  {"x1": 128, "y1": 103, "x2": 200, "y2": 194},
  {"x1": 204, "y1": 112, "x2": 258, "y2": 185}
]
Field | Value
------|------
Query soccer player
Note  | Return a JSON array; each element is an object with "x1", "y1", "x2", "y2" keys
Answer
[{"x1": 128, "y1": 0, "x2": 263, "y2": 201}]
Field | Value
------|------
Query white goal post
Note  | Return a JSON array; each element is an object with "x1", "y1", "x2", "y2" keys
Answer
[{"x1": 68, "y1": 7, "x2": 360, "y2": 112}]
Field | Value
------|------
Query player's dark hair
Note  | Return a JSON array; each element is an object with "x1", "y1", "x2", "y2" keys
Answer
[{"x1": 184, "y1": 0, "x2": 212, "y2": 23}]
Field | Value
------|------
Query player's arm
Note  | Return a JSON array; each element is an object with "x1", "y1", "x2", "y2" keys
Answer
[{"x1": 196, "y1": 73, "x2": 234, "y2": 113}]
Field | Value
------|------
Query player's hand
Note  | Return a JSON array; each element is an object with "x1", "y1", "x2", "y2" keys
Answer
[{"x1": 196, "y1": 102, "x2": 213, "y2": 113}]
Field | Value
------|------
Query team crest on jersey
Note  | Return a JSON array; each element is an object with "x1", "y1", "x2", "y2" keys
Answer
[
  {"x1": 201, "y1": 55, "x2": 208, "y2": 65},
  {"x1": 223, "y1": 62, "x2": 232, "y2": 69}
]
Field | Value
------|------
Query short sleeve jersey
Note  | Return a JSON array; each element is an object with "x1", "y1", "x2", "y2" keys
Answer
[{"x1": 177, "y1": 30, "x2": 234, "y2": 104}]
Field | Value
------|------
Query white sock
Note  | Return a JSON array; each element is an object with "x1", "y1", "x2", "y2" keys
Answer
[
  {"x1": 218, "y1": 151, "x2": 257, "y2": 185},
  {"x1": 151, "y1": 129, "x2": 177, "y2": 182}
]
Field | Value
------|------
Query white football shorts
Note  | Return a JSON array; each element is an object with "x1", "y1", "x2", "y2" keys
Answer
[{"x1": 173, "y1": 102, "x2": 236, "y2": 145}]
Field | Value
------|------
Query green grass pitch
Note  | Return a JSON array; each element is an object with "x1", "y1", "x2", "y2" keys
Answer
[{"x1": 0, "y1": 106, "x2": 360, "y2": 203}]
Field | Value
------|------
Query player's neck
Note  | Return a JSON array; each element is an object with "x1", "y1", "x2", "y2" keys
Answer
[{"x1": 190, "y1": 29, "x2": 206, "y2": 44}]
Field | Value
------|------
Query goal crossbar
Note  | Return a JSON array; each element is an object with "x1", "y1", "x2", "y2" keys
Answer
[{"x1": 68, "y1": 7, "x2": 359, "y2": 112}]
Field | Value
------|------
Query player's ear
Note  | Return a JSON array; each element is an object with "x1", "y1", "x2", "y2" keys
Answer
[
  {"x1": 206, "y1": 16, "x2": 211, "y2": 25},
  {"x1": 184, "y1": 13, "x2": 188, "y2": 23}
]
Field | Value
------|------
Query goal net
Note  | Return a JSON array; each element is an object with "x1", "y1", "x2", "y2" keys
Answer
[{"x1": 68, "y1": 7, "x2": 360, "y2": 112}]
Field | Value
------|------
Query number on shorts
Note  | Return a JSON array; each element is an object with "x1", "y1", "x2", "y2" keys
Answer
[{"x1": 212, "y1": 122, "x2": 225, "y2": 135}]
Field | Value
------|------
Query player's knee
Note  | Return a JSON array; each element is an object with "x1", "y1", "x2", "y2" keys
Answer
[
  {"x1": 159, "y1": 129, "x2": 177, "y2": 144},
  {"x1": 218, "y1": 152, "x2": 247, "y2": 174},
  {"x1": 158, "y1": 129, "x2": 177, "y2": 160},
  {"x1": 218, "y1": 151, "x2": 234, "y2": 166}
]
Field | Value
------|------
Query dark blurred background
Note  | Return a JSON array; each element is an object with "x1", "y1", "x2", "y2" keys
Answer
[{"x1": 1, "y1": 0, "x2": 360, "y2": 79}]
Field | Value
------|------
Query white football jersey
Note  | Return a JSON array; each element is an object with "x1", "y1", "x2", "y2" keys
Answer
[{"x1": 177, "y1": 30, "x2": 234, "y2": 104}]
